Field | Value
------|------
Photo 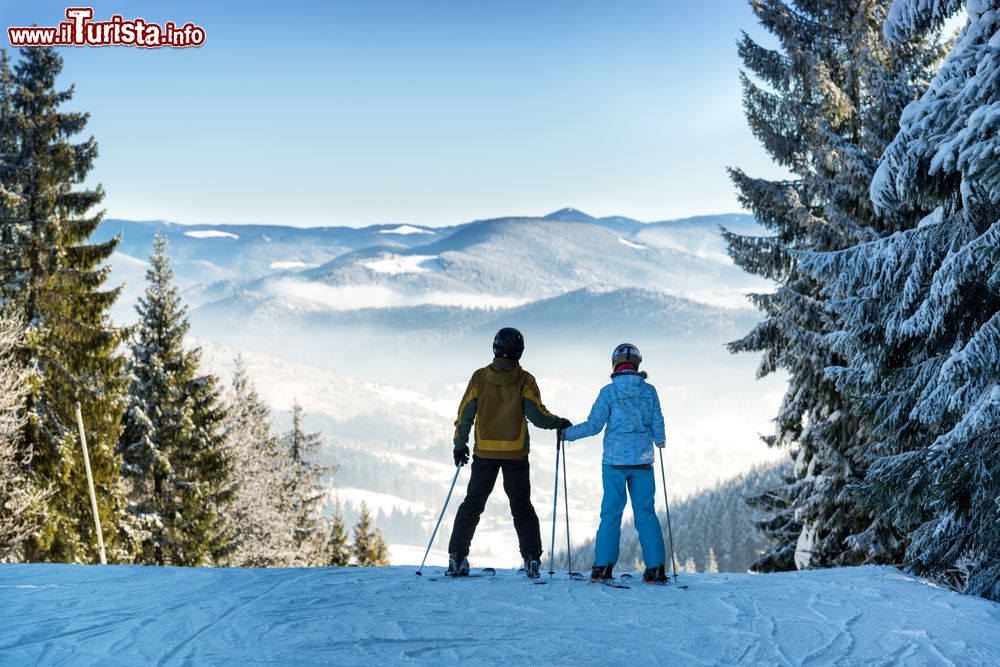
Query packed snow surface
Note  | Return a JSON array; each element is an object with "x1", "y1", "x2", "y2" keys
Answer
[
  {"x1": 183, "y1": 230, "x2": 240, "y2": 240},
  {"x1": 1, "y1": 564, "x2": 998, "y2": 665}
]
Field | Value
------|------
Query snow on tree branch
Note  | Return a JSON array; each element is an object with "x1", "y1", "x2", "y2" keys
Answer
[{"x1": 885, "y1": 0, "x2": 965, "y2": 42}]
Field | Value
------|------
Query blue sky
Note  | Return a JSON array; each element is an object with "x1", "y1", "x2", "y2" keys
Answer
[{"x1": 5, "y1": 1, "x2": 787, "y2": 227}]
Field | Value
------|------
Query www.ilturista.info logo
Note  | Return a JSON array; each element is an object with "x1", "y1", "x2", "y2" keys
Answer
[{"x1": 8, "y1": 8, "x2": 205, "y2": 48}]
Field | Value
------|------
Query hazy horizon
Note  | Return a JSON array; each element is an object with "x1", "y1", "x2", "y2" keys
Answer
[{"x1": 102, "y1": 207, "x2": 752, "y2": 229}]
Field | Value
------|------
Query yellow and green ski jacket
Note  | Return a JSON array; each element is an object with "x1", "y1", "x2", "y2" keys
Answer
[{"x1": 453, "y1": 358, "x2": 563, "y2": 459}]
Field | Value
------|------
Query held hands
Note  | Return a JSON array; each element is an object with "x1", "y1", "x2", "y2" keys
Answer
[
  {"x1": 655, "y1": 440, "x2": 666, "y2": 449},
  {"x1": 557, "y1": 418, "x2": 572, "y2": 442},
  {"x1": 454, "y1": 445, "x2": 470, "y2": 467}
]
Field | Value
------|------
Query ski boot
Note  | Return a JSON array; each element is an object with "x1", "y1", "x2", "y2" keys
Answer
[
  {"x1": 590, "y1": 564, "x2": 613, "y2": 581},
  {"x1": 447, "y1": 553, "x2": 470, "y2": 577},
  {"x1": 523, "y1": 554, "x2": 541, "y2": 579},
  {"x1": 642, "y1": 564, "x2": 669, "y2": 584}
]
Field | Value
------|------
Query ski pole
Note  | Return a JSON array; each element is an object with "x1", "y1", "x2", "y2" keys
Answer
[
  {"x1": 548, "y1": 431, "x2": 561, "y2": 577},
  {"x1": 658, "y1": 446, "x2": 679, "y2": 581},
  {"x1": 416, "y1": 461, "x2": 463, "y2": 576},
  {"x1": 561, "y1": 431, "x2": 573, "y2": 574}
]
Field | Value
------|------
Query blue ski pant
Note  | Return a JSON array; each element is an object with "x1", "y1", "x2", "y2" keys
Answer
[{"x1": 594, "y1": 465, "x2": 665, "y2": 570}]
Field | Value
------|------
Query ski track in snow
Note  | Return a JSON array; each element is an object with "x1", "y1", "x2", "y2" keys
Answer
[{"x1": 1, "y1": 565, "x2": 999, "y2": 665}]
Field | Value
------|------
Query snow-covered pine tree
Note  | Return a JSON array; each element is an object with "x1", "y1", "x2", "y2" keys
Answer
[
  {"x1": 803, "y1": 1, "x2": 1000, "y2": 599},
  {"x1": 176, "y1": 372, "x2": 232, "y2": 566},
  {"x1": 352, "y1": 502, "x2": 389, "y2": 567},
  {"x1": 0, "y1": 51, "x2": 17, "y2": 279},
  {"x1": 280, "y1": 401, "x2": 335, "y2": 565},
  {"x1": 0, "y1": 308, "x2": 45, "y2": 559},
  {"x1": 727, "y1": 0, "x2": 943, "y2": 570},
  {"x1": 223, "y1": 359, "x2": 297, "y2": 567},
  {"x1": 706, "y1": 547, "x2": 720, "y2": 574},
  {"x1": 0, "y1": 46, "x2": 129, "y2": 563},
  {"x1": 120, "y1": 235, "x2": 231, "y2": 565},
  {"x1": 326, "y1": 509, "x2": 351, "y2": 567},
  {"x1": 884, "y1": 0, "x2": 965, "y2": 41}
]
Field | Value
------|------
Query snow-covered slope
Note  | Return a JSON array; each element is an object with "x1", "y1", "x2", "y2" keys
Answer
[
  {"x1": 279, "y1": 215, "x2": 762, "y2": 310},
  {"x1": 94, "y1": 218, "x2": 460, "y2": 320},
  {"x1": 2, "y1": 564, "x2": 998, "y2": 665}
]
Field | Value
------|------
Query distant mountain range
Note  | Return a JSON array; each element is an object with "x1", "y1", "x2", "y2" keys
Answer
[
  {"x1": 97, "y1": 208, "x2": 769, "y2": 323},
  {"x1": 95, "y1": 208, "x2": 761, "y2": 277}
]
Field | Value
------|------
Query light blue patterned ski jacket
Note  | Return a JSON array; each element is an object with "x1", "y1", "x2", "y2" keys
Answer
[{"x1": 563, "y1": 372, "x2": 665, "y2": 466}]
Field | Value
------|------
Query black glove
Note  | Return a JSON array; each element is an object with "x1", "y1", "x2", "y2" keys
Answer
[
  {"x1": 558, "y1": 418, "x2": 572, "y2": 431},
  {"x1": 454, "y1": 445, "x2": 470, "y2": 467}
]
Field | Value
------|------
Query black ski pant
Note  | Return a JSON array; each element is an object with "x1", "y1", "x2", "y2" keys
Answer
[{"x1": 448, "y1": 455, "x2": 542, "y2": 561}]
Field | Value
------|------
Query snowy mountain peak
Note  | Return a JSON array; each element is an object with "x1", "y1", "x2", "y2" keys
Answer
[
  {"x1": 378, "y1": 225, "x2": 435, "y2": 236},
  {"x1": 543, "y1": 207, "x2": 597, "y2": 222},
  {"x1": 184, "y1": 230, "x2": 240, "y2": 240}
]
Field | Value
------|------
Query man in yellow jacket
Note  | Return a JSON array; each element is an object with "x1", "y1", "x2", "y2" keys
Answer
[{"x1": 447, "y1": 327, "x2": 571, "y2": 578}]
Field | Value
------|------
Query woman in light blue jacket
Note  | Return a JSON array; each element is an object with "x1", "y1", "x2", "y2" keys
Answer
[{"x1": 563, "y1": 343, "x2": 668, "y2": 583}]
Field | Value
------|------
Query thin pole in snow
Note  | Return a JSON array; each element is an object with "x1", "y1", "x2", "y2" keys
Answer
[
  {"x1": 561, "y1": 433, "x2": 572, "y2": 574},
  {"x1": 416, "y1": 462, "x2": 463, "y2": 576},
  {"x1": 75, "y1": 402, "x2": 107, "y2": 565},
  {"x1": 548, "y1": 432, "x2": 560, "y2": 577},
  {"x1": 658, "y1": 446, "x2": 678, "y2": 581}
]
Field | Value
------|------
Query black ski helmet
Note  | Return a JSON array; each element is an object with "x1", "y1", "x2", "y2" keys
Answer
[
  {"x1": 612, "y1": 343, "x2": 642, "y2": 370},
  {"x1": 493, "y1": 327, "x2": 524, "y2": 360}
]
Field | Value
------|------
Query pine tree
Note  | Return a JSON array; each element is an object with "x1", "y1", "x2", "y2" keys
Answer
[
  {"x1": 0, "y1": 51, "x2": 18, "y2": 281},
  {"x1": 804, "y1": 2, "x2": 1000, "y2": 599},
  {"x1": 280, "y1": 401, "x2": 335, "y2": 565},
  {"x1": 0, "y1": 46, "x2": 128, "y2": 563},
  {"x1": 706, "y1": 547, "x2": 720, "y2": 574},
  {"x1": 0, "y1": 309, "x2": 44, "y2": 558},
  {"x1": 326, "y1": 509, "x2": 351, "y2": 567},
  {"x1": 223, "y1": 359, "x2": 296, "y2": 567},
  {"x1": 726, "y1": 0, "x2": 943, "y2": 570},
  {"x1": 352, "y1": 502, "x2": 389, "y2": 567},
  {"x1": 120, "y1": 235, "x2": 230, "y2": 565}
]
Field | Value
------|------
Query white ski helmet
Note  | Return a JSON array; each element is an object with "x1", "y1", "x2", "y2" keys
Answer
[{"x1": 611, "y1": 343, "x2": 642, "y2": 370}]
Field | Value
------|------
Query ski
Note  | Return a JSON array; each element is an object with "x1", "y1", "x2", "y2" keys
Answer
[
  {"x1": 569, "y1": 572, "x2": 630, "y2": 589},
  {"x1": 426, "y1": 567, "x2": 496, "y2": 581},
  {"x1": 619, "y1": 573, "x2": 688, "y2": 589},
  {"x1": 517, "y1": 568, "x2": 548, "y2": 585}
]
